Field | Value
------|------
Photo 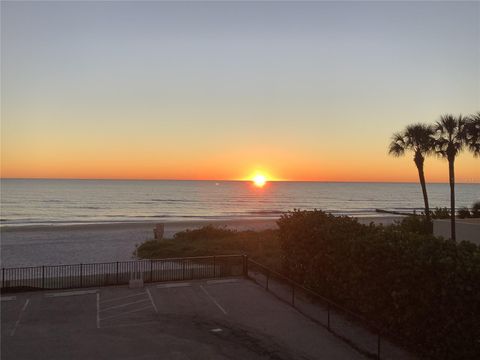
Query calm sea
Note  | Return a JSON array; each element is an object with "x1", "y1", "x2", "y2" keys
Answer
[{"x1": 1, "y1": 179, "x2": 479, "y2": 226}]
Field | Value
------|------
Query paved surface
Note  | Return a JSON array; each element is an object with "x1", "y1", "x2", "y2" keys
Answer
[
  {"x1": 248, "y1": 271, "x2": 415, "y2": 360},
  {"x1": 1, "y1": 278, "x2": 365, "y2": 360}
]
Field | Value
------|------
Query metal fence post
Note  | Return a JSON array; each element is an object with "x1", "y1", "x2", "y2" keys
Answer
[
  {"x1": 42, "y1": 266, "x2": 45, "y2": 289},
  {"x1": 213, "y1": 256, "x2": 216, "y2": 278},
  {"x1": 150, "y1": 260, "x2": 153, "y2": 283},
  {"x1": 266, "y1": 269, "x2": 269, "y2": 291},
  {"x1": 116, "y1": 262, "x2": 119, "y2": 284},
  {"x1": 80, "y1": 264, "x2": 83, "y2": 288},
  {"x1": 182, "y1": 260, "x2": 186, "y2": 280},
  {"x1": 292, "y1": 283, "x2": 295, "y2": 307},
  {"x1": 327, "y1": 302, "x2": 331, "y2": 331},
  {"x1": 377, "y1": 333, "x2": 381, "y2": 360},
  {"x1": 243, "y1": 255, "x2": 249, "y2": 277},
  {"x1": 242, "y1": 255, "x2": 246, "y2": 276}
]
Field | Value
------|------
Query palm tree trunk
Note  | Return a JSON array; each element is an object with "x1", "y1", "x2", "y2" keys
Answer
[
  {"x1": 417, "y1": 165, "x2": 431, "y2": 223},
  {"x1": 414, "y1": 156, "x2": 431, "y2": 223},
  {"x1": 448, "y1": 158, "x2": 456, "y2": 240}
]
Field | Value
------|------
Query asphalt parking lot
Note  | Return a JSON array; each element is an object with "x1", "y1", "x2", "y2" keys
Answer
[{"x1": 1, "y1": 278, "x2": 365, "y2": 360}]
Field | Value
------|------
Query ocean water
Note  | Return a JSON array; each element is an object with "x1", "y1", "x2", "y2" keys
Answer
[{"x1": 1, "y1": 179, "x2": 479, "y2": 227}]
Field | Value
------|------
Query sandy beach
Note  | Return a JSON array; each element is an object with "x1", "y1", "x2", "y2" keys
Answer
[{"x1": 0, "y1": 216, "x2": 402, "y2": 268}]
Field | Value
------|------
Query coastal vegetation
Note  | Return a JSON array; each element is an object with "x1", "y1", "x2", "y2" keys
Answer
[
  {"x1": 137, "y1": 210, "x2": 480, "y2": 358},
  {"x1": 137, "y1": 225, "x2": 282, "y2": 269},
  {"x1": 466, "y1": 112, "x2": 480, "y2": 156},
  {"x1": 389, "y1": 112, "x2": 480, "y2": 239},
  {"x1": 388, "y1": 124, "x2": 434, "y2": 223},
  {"x1": 433, "y1": 115, "x2": 469, "y2": 240},
  {"x1": 458, "y1": 201, "x2": 480, "y2": 219},
  {"x1": 278, "y1": 210, "x2": 480, "y2": 359}
]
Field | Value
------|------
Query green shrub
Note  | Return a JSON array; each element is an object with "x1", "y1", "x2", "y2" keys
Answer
[
  {"x1": 458, "y1": 207, "x2": 472, "y2": 219},
  {"x1": 277, "y1": 210, "x2": 480, "y2": 359},
  {"x1": 173, "y1": 225, "x2": 237, "y2": 241},
  {"x1": 431, "y1": 207, "x2": 450, "y2": 219},
  {"x1": 395, "y1": 215, "x2": 432, "y2": 234},
  {"x1": 472, "y1": 201, "x2": 480, "y2": 218},
  {"x1": 137, "y1": 227, "x2": 282, "y2": 269}
]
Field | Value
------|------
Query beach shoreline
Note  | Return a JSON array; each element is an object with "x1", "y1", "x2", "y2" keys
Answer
[
  {"x1": 0, "y1": 215, "x2": 404, "y2": 268},
  {"x1": 0, "y1": 214, "x2": 404, "y2": 232}
]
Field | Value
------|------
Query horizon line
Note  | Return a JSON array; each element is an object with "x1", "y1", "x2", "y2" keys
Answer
[{"x1": 1, "y1": 177, "x2": 479, "y2": 185}]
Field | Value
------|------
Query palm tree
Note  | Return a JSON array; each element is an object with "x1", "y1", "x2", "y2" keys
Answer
[
  {"x1": 466, "y1": 112, "x2": 480, "y2": 157},
  {"x1": 433, "y1": 114, "x2": 468, "y2": 241},
  {"x1": 389, "y1": 123, "x2": 434, "y2": 223}
]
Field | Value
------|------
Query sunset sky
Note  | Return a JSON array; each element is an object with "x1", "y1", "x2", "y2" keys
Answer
[{"x1": 2, "y1": 1, "x2": 479, "y2": 183}]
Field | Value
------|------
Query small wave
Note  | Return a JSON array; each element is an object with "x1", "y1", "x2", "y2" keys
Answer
[
  {"x1": 246, "y1": 210, "x2": 285, "y2": 215},
  {"x1": 73, "y1": 206, "x2": 102, "y2": 210},
  {"x1": 130, "y1": 215, "x2": 174, "y2": 218},
  {"x1": 151, "y1": 199, "x2": 198, "y2": 203}
]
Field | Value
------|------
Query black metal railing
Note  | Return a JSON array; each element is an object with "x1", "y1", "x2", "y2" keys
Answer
[
  {"x1": 2, "y1": 255, "x2": 415, "y2": 359},
  {"x1": 1, "y1": 255, "x2": 245, "y2": 292},
  {"x1": 246, "y1": 259, "x2": 415, "y2": 360}
]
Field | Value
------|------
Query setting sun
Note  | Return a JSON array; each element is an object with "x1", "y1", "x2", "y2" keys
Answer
[{"x1": 252, "y1": 174, "x2": 267, "y2": 187}]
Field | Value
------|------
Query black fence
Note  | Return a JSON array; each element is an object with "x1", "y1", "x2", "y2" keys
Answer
[
  {"x1": 246, "y1": 259, "x2": 415, "y2": 360},
  {"x1": 2, "y1": 255, "x2": 415, "y2": 359},
  {"x1": 1, "y1": 255, "x2": 245, "y2": 292}
]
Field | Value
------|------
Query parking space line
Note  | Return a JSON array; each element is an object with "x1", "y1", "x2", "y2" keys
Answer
[
  {"x1": 100, "y1": 321, "x2": 158, "y2": 329},
  {"x1": 206, "y1": 279, "x2": 239, "y2": 285},
  {"x1": 99, "y1": 292, "x2": 146, "y2": 304},
  {"x1": 1, "y1": 296, "x2": 16, "y2": 301},
  {"x1": 99, "y1": 305, "x2": 153, "y2": 321},
  {"x1": 96, "y1": 293, "x2": 100, "y2": 329},
  {"x1": 10, "y1": 299, "x2": 30, "y2": 336},
  {"x1": 45, "y1": 290, "x2": 97, "y2": 298},
  {"x1": 146, "y1": 287, "x2": 158, "y2": 313},
  {"x1": 157, "y1": 282, "x2": 191, "y2": 289},
  {"x1": 199, "y1": 285, "x2": 227, "y2": 315},
  {"x1": 100, "y1": 298, "x2": 149, "y2": 312}
]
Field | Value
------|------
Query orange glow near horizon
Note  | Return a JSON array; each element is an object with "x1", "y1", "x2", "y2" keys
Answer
[
  {"x1": 1, "y1": 155, "x2": 479, "y2": 183},
  {"x1": 1, "y1": 140, "x2": 479, "y2": 183}
]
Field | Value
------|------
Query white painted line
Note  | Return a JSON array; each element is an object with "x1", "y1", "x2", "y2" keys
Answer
[
  {"x1": 206, "y1": 279, "x2": 239, "y2": 285},
  {"x1": 199, "y1": 285, "x2": 227, "y2": 315},
  {"x1": 96, "y1": 293, "x2": 100, "y2": 329},
  {"x1": 100, "y1": 321, "x2": 158, "y2": 329},
  {"x1": 146, "y1": 287, "x2": 158, "y2": 314},
  {"x1": 100, "y1": 305, "x2": 153, "y2": 321},
  {"x1": 45, "y1": 290, "x2": 97, "y2": 298},
  {"x1": 99, "y1": 292, "x2": 147, "y2": 304},
  {"x1": 1, "y1": 296, "x2": 16, "y2": 301},
  {"x1": 157, "y1": 282, "x2": 191, "y2": 289},
  {"x1": 10, "y1": 299, "x2": 30, "y2": 336},
  {"x1": 100, "y1": 298, "x2": 149, "y2": 312},
  {"x1": 211, "y1": 328, "x2": 223, "y2": 333}
]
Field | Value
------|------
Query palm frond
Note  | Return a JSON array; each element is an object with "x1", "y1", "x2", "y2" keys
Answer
[
  {"x1": 466, "y1": 112, "x2": 480, "y2": 157},
  {"x1": 433, "y1": 114, "x2": 466, "y2": 158},
  {"x1": 405, "y1": 123, "x2": 435, "y2": 155},
  {"x1": 388, "y1": 132, "x2": 406, "y2": 157}
]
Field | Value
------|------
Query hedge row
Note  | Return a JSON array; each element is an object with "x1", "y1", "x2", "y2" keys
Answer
[{"x1": 278, "y1": 210, "x2": 480, "y2": 359}]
